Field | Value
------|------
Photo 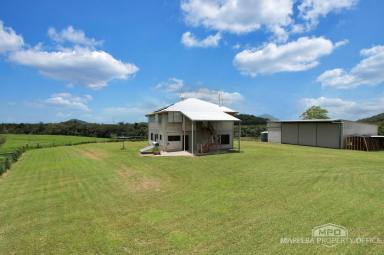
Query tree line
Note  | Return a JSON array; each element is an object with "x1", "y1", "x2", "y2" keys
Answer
[
  {"x1": 0, "y1": 114, "x2": 270, "y2": 139},
  {"x1": 0, "y1": 120, "x2": 148, "y2": 138}
]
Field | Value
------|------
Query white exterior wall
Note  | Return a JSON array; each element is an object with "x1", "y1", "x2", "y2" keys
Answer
[
  {"x1": 342, "y1": 121, "x2": 378, "y2": 148},
  {"x1": 342, "y1": 121, "x2": 378, "y2": 137},
  {"x1": 267, "y1": 122, "x2": 281, "y2": 143}
]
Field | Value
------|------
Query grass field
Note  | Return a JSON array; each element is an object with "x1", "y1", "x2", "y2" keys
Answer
[
  {"x1": 0, "y1": 139, "x2": 384, "y2": 254},
  {"x1": 0, "y1": 134, "x2": 109, "y2": 175},
  {"x1": 0, "y1": 134, "x2": 108, "y2": 153}
]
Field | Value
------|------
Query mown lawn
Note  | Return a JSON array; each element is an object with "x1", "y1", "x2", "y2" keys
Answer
[
  {"x1": 0, "y1": 140, "x2": 384, "y2": 254},
  {"x1": 0, "y1": 134, "x2": 108, "y2": 153}
]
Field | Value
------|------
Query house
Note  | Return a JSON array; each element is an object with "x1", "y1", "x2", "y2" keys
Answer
[
  {"x1": 267, "y1": 119, "x2": 378, "y2": 149},
  {"x1": 146, "y1": 98, "x2": 241, "y2": 155}
]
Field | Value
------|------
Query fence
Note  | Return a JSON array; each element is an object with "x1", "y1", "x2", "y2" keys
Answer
[{"x1": 345, "y1": 136, "x2": 384, "y2": 151}]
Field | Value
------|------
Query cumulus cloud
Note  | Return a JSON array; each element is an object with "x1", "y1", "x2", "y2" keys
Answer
[
  {"x1": 301, "y1": 96, "x2": 384, "y2": 119},
  {"x1": 298, "y1": 0, "x2": 357, "y2": 29},
  {"x1": 181, "y1": 31, "x2": 221, "y2": 48},
  {"x1": 155, "y1": 78, "x2": 185, "y2": 92},
  {"x1": 48, "y1": 26, "x2": 102, "y2": 47},
  {"x1": 234, "y1": 36, "x2": 342, "y2": 76},
  {"x1": 0, "y1": 23, "x2": 138, "y2": 89},
  {"x1": 9, "y1": 47, "x2": 139, "y2": 89},
  {"x1": 181, "y1": 0, "x2": 293, "y2": 41},
  {"x1": 181, "y1": 0, "x2": 356, "y2": 41},
  {"x1": 317, "y1": 45, "x2": 384, "y2": 89},
  {"x1": 155, "y1": 78, "x2": 243, "y2": 105},
  {"x1": 0, "y1": 20, "x2": 24, "y2": 53},
  {"x1": 45, "y1": 93, "x2": 93, "y2": 112},
  {"x1": 181, "y1": 88, "x2": 243, "y2": 105}
]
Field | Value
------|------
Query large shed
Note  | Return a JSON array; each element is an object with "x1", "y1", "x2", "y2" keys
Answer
[{"x1": 267, "y1": 119, "x2": 378, "y2": 149}]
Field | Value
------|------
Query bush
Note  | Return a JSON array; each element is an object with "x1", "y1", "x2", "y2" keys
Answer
[
  {"x1": 379, "y1": 122, "x2": 384, "y2": 136},
  {"x1": 0, "y1": 136, "x2": 5, "y2": 146},
  {"x1": 4, "y1": 157, "x2": 11, "y2": 170}
]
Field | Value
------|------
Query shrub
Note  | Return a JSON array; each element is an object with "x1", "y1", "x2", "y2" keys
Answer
[{"x1": 0, "y1": 136, "x2": 5, "y2": 146}]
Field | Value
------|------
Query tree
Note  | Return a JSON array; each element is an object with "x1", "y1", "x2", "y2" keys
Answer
[{"x1": 300, "y1": 106, "x2": 329, "y2": 120}]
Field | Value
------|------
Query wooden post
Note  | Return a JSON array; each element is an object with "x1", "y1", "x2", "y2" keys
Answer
[{"x1": 363, "y1": 137, "x2": 369, "y2": 152}]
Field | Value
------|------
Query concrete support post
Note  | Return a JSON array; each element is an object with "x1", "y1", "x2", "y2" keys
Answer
[
  {"x1": 238, "y1": 122, "x2": 241, "y2": 152},
  {"x1": 192, "y1": 121, "x2": 194, "y2": 155},
  {"x1": 183, "y1": 115, "x2": 186, "y2": 151}
]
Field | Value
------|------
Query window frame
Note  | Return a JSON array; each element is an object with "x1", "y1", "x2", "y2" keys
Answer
[
  {"x1": 168, "y1": 135, "x2": 181, "y2": 142},
  {"x1": 220, "y1": 134, "x2": 230, "y2": 145}
]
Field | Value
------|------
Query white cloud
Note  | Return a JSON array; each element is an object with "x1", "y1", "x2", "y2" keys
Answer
[
  {"x1": 181, "y1": 0, "x2": 293, "y2": 41},
  {"x1": 181, "y1": 0, "x2": 356, "y2": 41},
  {"x1": 0, "y1": 20, "x2": 24, "y2": 53},
  {"x1": 181, "y1": 31, "x2": 221, "y2": 48},
  {"x1": 48, "y1": 26, "x2": 102, "y2": 47},
  {"x1": 155, "y1": 78, "x2": 243, "y2": 105},
  {"x1": 9, "y1": 47, "x2": 139, "y2": 89},
  {"x1": 298, "y1": 0, "x2": 357, "y2": 29},
  {"x1": 181, "y1": 88, "x2": 243, "y2": 105},
  {"x1": 45, "y1": 93, "x2": 93, "y2": 112},
  {"x1": 301, "y1": 96, "x2": 384, "y2": 119},
  {"x1": 155, "y1": 78, "x2": 185, "y2": 92},
  {"x1": 234, "y1": 36, "x2": 342, "y2": 76},
  {"x1": 317, "y1": 45, "x2": 384, "y2": 89}
]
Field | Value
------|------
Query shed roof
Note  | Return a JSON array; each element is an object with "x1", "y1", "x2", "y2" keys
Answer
[
  {"x1": 270, "y1": 119, "x2": 343, "y2": 123},
  {"x1": 148, "y1": 98, "x2": 240, "y2": 121}
]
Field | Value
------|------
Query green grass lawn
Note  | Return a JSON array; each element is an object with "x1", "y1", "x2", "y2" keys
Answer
[
  {"x1": 0, "y1": 134, "x2": 108, "y2": 153},
  {"x1": 0, "y1": 140, "x2": 384, "y2": 254}
]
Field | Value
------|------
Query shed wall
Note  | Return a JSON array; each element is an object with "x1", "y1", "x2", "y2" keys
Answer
[
  {"x1": 298, "y1": 123, "x2": 317, "y2": 146},
  {"x1": 316, "y1": 123, "x2": 341, "y2": 148},
  {"x1": 267, "y1": 122, "x2": 281, "y2": 143},
  {"x1": 281, "y1": 123, "x2": 299, "y2": 144},
  {"x1": 280, "y1": 122, "x2": 342, "y2": 148}
]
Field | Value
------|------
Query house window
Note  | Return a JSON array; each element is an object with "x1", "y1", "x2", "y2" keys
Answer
[
  {"x1": 220, "y1": 134, "x2": 230, "y2": 145},
  {"x1": 155, "y1": 134, "x2": 158, "y2": 141},
  {"x1": 150, "y1": 133, "x2": 153, "y2": 140},
  {"x1": 168, "y1": 135, "x2": 181, "y2": 141},
  {"x1": 159, "y1": 135, "x2": 162, "y2": 140},
  {"x1": 168, "y1": 112, "x2": 182, "y2": 123}
]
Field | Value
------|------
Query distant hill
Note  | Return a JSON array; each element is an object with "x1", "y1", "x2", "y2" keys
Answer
[
  {"x1": 236, "y1": 114, "x2": 268, "y2": 125},
  {"x1": 359, "y1": 113, "x2": 384, "y2": 123},
  {"x1": 61, "y1": 119, "x2": 90, "y2": 125},
  {"x1": 259, "y1": 114, "x2": 279, "y2": 121}
]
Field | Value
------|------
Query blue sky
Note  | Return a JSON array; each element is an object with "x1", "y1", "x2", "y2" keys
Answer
[{"x1": 0, "y1": 0, "x2": 383, "y2": 123}]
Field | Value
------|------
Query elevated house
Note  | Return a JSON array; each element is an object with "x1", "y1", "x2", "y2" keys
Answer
[{"x1": 146, "y1": 98, "x2": 241, "y2": 155}]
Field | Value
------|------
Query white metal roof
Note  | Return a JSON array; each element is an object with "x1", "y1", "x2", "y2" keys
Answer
[{"x1": 150, "y1": 98, "x2": 240, "y2": 121}]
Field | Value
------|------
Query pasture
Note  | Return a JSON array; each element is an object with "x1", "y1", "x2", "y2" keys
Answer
[{"x1": 0, "y1": 137, "x2": 384, "y2": 254}]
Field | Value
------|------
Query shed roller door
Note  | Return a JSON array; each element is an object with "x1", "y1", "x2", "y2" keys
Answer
[
  {"x1": 298, "y1": 123, "x2": 317, "y2": 146},
  {"x1": 281, "y1": 123, "x2": 298, "y2": 144},
  {"x1": 316, "y1": 123, "x2": 341, "y2": 148}
]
